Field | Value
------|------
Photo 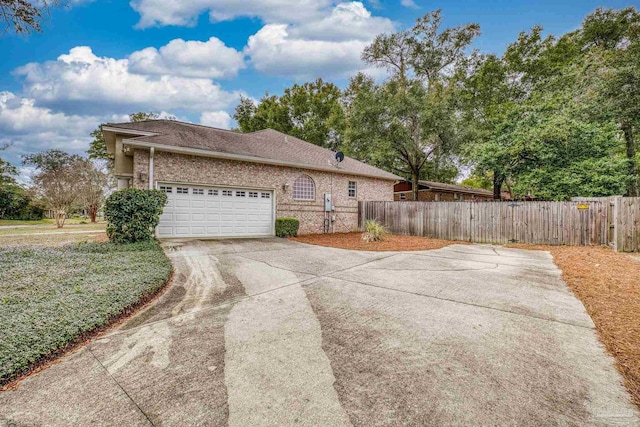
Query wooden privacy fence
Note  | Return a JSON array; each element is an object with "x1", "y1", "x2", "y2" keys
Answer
[{"x1": 358, "y1": 198, "x2": 640, "y2": 252}]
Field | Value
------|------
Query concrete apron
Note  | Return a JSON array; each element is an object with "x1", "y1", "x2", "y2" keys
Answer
[
  {"x1": 224, "y1": 256, "x2": 351, "y2": 426},
  {"x1": 1, "y1": 238, "x2": 639, "y2": 426}
]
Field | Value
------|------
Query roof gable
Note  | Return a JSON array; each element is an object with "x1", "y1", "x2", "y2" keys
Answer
[{"x1": 103, "y1": 120, "x2": 401, "y2": 181}]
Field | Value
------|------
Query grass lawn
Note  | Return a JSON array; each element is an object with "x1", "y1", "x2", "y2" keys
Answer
[
  {"x1": 0, "y1": 232, "x2": 108, "y2": 248},
  {"x1": 0, "y1": 241, "x2": 172, "y2": 385},
  {"x1": 0, "y1": 222, "x2": 106, "y2": 236},
  {"x1": 0, "y1": 218, "x2": 101, "y2": 227}
]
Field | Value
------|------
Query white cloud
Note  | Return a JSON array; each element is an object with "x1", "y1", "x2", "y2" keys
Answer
[
  {"x1": 246, "y1": 25, "x2": 371, "y2": 79},
  {"x1": 400, "y1": 0, "x2": 419, "y2": 8},
  {"x1": 130, "y1": 0, "x2": 331, "y2": 28},
  {"x1": 14, "y1": 46, "x2": 240, "y2": 115},
  {"x1": 290, "y1": 2, "x2": 394, "y2": 42},
  {"x1": 129, "y1": 37, "x2": 245, "y2": 79},
  {"x1": 0, "y1": 91, "x2": 127, "y2": 166},
  {"x1": 200, "y1": 111, "x2": 232, "y2": 129},
  {"x1": 245, "y1": 2, "x2": 395, "y2": 79}
]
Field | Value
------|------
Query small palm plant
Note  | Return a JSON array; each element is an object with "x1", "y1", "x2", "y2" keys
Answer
[{"x1": 362, "y1": 220, "x2": 386, "y2": 242}]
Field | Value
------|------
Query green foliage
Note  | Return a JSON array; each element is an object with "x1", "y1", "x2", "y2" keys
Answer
[
  {"x1": 0, "y1": 185, "x2": 29, "y2": 219},
  {"x1": 275, "y1": 217, "x2": 300, "y2": 238},
  {"x1": 87, "y1": 128, "x2": 110, "y2": 162},
  {"x1": 104, "y1": 189, "x2": 167, "y2": 243},
  {"x1": 0, "y1": 155, "x2": 17, "y2": 185},
  {"x1": 362, "y1": 220, "x2": 386, "y2": 243},
  {"x1": 234, "y1": 78, "x2": 346, "y2": 150},
  {"x1": 461, "y1": 174, "x2": 493, "y2": 190},
  {"x1": 458, "y1": 6, "x2": 640, "y2": 199},
  {"x1": 0, "y1": 241, "x2": 172, "y2": 384},
  {"x1": 346, "y1": 10, "x2": 478, "y2": 198}
]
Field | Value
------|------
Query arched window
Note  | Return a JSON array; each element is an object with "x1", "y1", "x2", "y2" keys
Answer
[{"x1": 293, "y1": 175, "x2": 315, "y2": 200}]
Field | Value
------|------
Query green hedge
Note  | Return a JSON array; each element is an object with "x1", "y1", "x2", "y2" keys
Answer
[
  {"x1": 104, "y1": 188, "x2": 167, "y2": 243},
  {"x1": 275, "y1": 217, "x2": 300, "y2": 237}
]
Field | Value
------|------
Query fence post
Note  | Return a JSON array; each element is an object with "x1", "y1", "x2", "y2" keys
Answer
[{"x1": 612, "y1": 196, "x2": 620, "y2": 252}]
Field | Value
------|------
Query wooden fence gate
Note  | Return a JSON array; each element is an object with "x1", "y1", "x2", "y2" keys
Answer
[{"x1": 358, "y1": 197, "x2": 640, "y2": 252}]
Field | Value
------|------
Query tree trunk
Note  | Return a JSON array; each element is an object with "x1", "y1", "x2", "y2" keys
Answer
[
  {"x1": 55, "y1": 210, "x2": 66, "y2": 228},
  {"x1": 623, "y1": 122, "x2": 638, "y2": 197},
  {"x1": 493, "y1": 172, "x2": 505, "y2": 200},
  {"x1": 88, "y1": 204, "x2": 98, "y2": 223},
  {"x1": 411, "y1": 171, "x2": 420, "y2": 201}
]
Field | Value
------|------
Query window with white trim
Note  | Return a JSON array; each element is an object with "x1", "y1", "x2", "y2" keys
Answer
[
  {"x1": 261, "y1": 192, "x2": 270, "y2": 199},
  {"x1": 249, "y1": 192, "x2": 258, "y2": 198},
  {"x1": 293, "y1": 175, "x2": 315, "y2": 200},
  {"x1": 208, "y1": 189, "x2": 219, "y2": 196},
  {"x1": 222, "y1": 190, "x2": 233, "y2": 196},
  {"x1": 193, "y1": 188, "x2": 204, "y2": 195},
  {"x1": 236, "y1": 191, "x2": 246, "y2": 197},
  {"x1": 176, "y1": 187, "x2": 188, "y2": 194},
  {"x1": 348, "y1": 181, "x2": 357, "y2": 198},
  {"x1": 159, "y1": 186, "x2": 172, "y2": 193}
]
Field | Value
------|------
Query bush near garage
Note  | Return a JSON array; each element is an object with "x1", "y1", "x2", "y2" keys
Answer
[
  {"x1": 104, "y1": 188, "x2": 167, "y2": 243},
  {"x1": 275, "y1": 217, "x2": 300, "y2": 237}
]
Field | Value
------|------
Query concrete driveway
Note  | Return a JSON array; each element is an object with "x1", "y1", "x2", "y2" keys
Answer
[{"x1": 1, "y1": 239, "x2": 639, "y2": 426}]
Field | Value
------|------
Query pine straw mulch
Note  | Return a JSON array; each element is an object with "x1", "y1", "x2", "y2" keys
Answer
[
  {"x1": 290, "y1": 232, "x2": 468, "y2": 251},
  {"x1": 507, "y1": 244, "x2": 640, "y2": 407}
]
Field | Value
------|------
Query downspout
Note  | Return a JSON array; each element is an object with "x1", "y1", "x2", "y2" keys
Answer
[{"x1": 149, "y1": 147, "x2": 154, "y2": 190}]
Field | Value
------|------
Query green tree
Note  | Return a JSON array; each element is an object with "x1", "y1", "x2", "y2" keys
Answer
[
  {"x1": 579, "y1": 7, "x2": 640, "y2": 196},
  {"x1": 346, "y1": 10, "x2": 479, "y2": 200},
  {"x1": 234, "y1": 78, "x2": 346, "y2": 150},
  {"x1": 77, "y1": 159, "x2": 109, "y2": 223},
  {"x1": 0, "y1": 156, "x2": 17, "y2": 185},
  {"x1": 23, "y1": 150, "x2": 85, "y2": 228}
]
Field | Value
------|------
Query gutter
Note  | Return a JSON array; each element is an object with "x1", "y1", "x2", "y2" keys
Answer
[{"x1": 123, "y1": 139, "x2": 402, "y2": 182}]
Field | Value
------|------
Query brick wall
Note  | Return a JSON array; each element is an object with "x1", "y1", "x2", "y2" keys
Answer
[{"x1": 133, "y1": 149, "x2": 394, "y2": 234}]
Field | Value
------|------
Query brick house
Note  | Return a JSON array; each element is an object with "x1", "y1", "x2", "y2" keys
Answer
[
  {"x1": 394, "y1": 180, "x2": 509, "y2": 202},
  {"x1": 102, "y1": 120, "x2": 400, "y2": 238}
]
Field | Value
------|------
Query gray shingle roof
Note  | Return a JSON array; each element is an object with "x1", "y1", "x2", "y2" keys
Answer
[
  {"x1": 104, "y1": 120, "x2": 400, "y2": 181},
  {"x1": 419, "y1": 180, "x2": 493, "y2": 196}
]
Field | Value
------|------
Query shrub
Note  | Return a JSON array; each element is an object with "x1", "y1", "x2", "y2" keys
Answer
[
  {"x1": 0, "y1": 184, "x2": 43, "y2": 220},
  {"x1": 275, "y1": 217, "x2": 300, "y2": 237},
  {"x1": 362, "y1": 220, "x2": 386, "y2": 242},
  {"x1": 104, "y1": 188, "x2": 167, "y2": 243}
]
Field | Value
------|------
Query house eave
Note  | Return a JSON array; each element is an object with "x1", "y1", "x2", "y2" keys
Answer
[{"x1": 123, "y1": 139, "x2": 401, "y2": 182}]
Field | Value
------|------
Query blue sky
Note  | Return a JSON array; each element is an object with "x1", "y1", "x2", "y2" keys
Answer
[{"x1": 1, "y1": 0, "x2": 637, "y2": 180}]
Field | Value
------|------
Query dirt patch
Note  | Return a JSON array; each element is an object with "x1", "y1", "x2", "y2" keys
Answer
[
  {"x1": 290, "y1": 232, "x2": 466, "y2": 252},
  {"x1": 509, "y1": 244, "x2": 640, "y2": 407}
]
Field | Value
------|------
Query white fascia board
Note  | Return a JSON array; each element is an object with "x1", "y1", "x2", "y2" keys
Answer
[
  {"x1": 101, "y1": 126, "x2": 159, "y2": 137},
  {"x1": 123, "y1": 139, "x2": 401, "y2": 182}
]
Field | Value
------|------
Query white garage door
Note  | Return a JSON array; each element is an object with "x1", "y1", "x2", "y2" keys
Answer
[{"x1": 157, "y1": 183, "x2": 274, "y2": 238}]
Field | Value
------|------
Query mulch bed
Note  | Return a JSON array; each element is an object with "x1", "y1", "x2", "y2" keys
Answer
[
  {"x1": 509, "y1": 244, "x2": 640, "y2": 407},
  {"x1": 290, "y1": 232, "x2": 467, "y2": 251}
]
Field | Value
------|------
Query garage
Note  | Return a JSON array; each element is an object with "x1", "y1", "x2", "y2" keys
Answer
[{"x1": 156, "y1": 183, "x2": 274, "y2": 238}]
